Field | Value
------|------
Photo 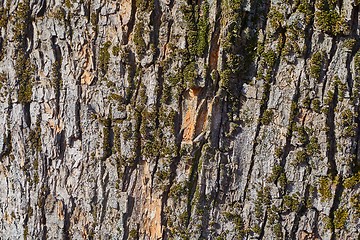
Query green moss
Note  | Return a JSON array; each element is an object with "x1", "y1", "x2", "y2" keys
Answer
[
  {"x1": 318, "y1": 176, "x2": 332, "y2": 202},
  {"x1": 102, "y1": 117, "x2": 112, "y2": 160},
  {"x1": 324, "y1": 90, "x2": 334, "y2": 106},
  {"x1": 0, "y1": 6, "x2": 9, "y2": 28},
  {"x1": 296, "y1": 126, "x2": 308, "y2": 145},
  {"x1": 324, "y1": 215, "x2": 333, "y2": 230},
  {"x1": 99, "y1": 41, "x2": 111, "y2": 75},
  {"x1": 333, "y1": 207, "x2": 348, "y2": 229},
  {"x1": 302, "y1": 96, "x2": 311, "y2": 109},
  {"x1": 180, "y1": 4, "x2": 197, "y2": 56},
  {"x1": 315, "y1": 0, "x2": 347, "y2": 35},
  {"x1": 316, "y1": 10, "x2": 339, "y2": 33},
  {"x1": 312, "y1": 99, "x2": 321, "y2": 113},
  {"x1": 0, "y1": 72, "x2": 6, "y2": 90},
  {"x1": 278, "y1": 172, "x2": 287, "y2": 189},
  {"x1": 261, "y1": 109, "x2": 274, "y2": 125},
  {"x1": 16, "y1": 55, "x2": 33, "y2": 104},
  {"x1": 263, "y1": 50, "x2": 277, "y2": 69},
  {"x1": 268, "y1": 164, "x2": 283, "y2": 183},
  {"x1": 255, "y1": 187, "x2": 271, "y2": 219},
  {"x1": 13, "y1": 1, "x2": 34, "y2": 104},
  {"x1": 343, "y1": 171, "x2": 360, "y2": 189},
  {"x1": 51, "y1": 60, "x2": 62, "y2": 104},
  {"x1": 197, "y1": 1, "x2": 209, "y2": 57},
  {"x1": 27, "y1": 206, "x2": 33, "y2": 218},
  {"x1": 161, "y1": 83, "x2": 172, "y2": 104},
  {"x1": 129, "y1": 229, "x2": 138, "y2": 239},
  {"x1": 273, "y1": 223, "x2": 283, "y2": 239},
  {"x1": 109, "y1": 93, "x2": 124, "y2": 103},
  {"x1": 65, "y1": 0, "x2": 73, "y2": 8},
  {"x1": 91, "y1": 11, "x2": 97, "y2": 27},
  {"x1": 29, "y1": 117, "x2": 42, "y2": 153},
  {"x1": 33, "y1": 171, "x2": 39, "y2": 184},
  {"x1": 293, "y1": 149, "x2": 307, "y2": 166},
  {"x1": 343, "y1": 125, "x2": 357, "y2": 138},
  {"x1": 220, "y1": 69, "x2": 231, "y2": 89},
  {"x1": 334, "y1": 77, "x2": 347, "y2": 100},
  {"x1": 268, "y1": 8, "x2": 284, "y2": 30},
  {"x1": 260, "y1": 82, "x2": 271, "y2": 107},
  {"x1": 350, "y1": 194, "x2": 360, "y2": 216},
  {"x1": 267, "y1": 164, "x2": 287, "y2": 189},
  {"x1": 224, "y1": 212, "x2": 245, "y2": 238},
  {"x1": 290, "y1": 101, "x2": 298, "y2": 118},
  {"x1": 142, "y1": 137, "x2": 161, "y2": 159},
  {"x1": 298, "y1": 1, "x2": 312, "y2": 24},
  {"x1": 283, "y1": 193, "x2": 300, "y2": 212},
  {"x1": 13, "y1": 1, "x2": 31, "y2": 44},
  {"x1": 112, "y1": 45, "x2": 120, "y2": 56},
  {"x1": 181, "y1": 1, "x2": 211, "y2": 58},
  {"x1": 24, "y1": 226, "x2": 29, "y2": 240},
  {"x1": 341, "y1": 109, "x2": 353, "y2": 126},
  {"x1": 257, "y1": 42, "x2": 265, "y2": 57},
  {"x1": 53, "y1": 7, "x2": 65, "y2": 21},
  {"x1": 123, "y1": 126, "x2": 133, "y2": 140},
  {"x1": 183, "y1": 61, "x2": 197, "y2": 88},
  {"x1": 134, "y1": 22, "x2": 146, "y2": 56},
  {"x1": 113, "y1": 125, "x2": 122, "y2": 153},
  {"x1": 344, "y1": 38, "x2": 356, "y2": 50},
  {"x1": 136, "y1": 0, "x2": 154, "y2": 12},
  {"x1": 306, "y1": 136, "x2": 320, "y2": 156},
  {"x1": 179, "y1": 210, "x2": 188, "y2": 226},
  {"x1": 310, "y1": 51, "x2": 323, "y2": 80},
  {"x1": 169, "y1": 182, "x2": 187, "y2": 198},
  {"x1": 252, "y1": 224, "x2": 261, "y2": 235}
]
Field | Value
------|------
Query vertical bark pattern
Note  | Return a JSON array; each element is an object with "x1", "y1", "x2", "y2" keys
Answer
[{"x1": 0, "y1": 0, "x2": 359, "y2": 239}]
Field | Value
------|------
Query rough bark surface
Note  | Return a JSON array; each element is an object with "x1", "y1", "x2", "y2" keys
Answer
[{"x1": 0, "y1": 0, "x2": 359, "y2": 239}]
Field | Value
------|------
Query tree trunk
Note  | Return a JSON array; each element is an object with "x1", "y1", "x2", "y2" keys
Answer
[{"x1": 0, "y1": 0, "x2": 359, "y2": 239}]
